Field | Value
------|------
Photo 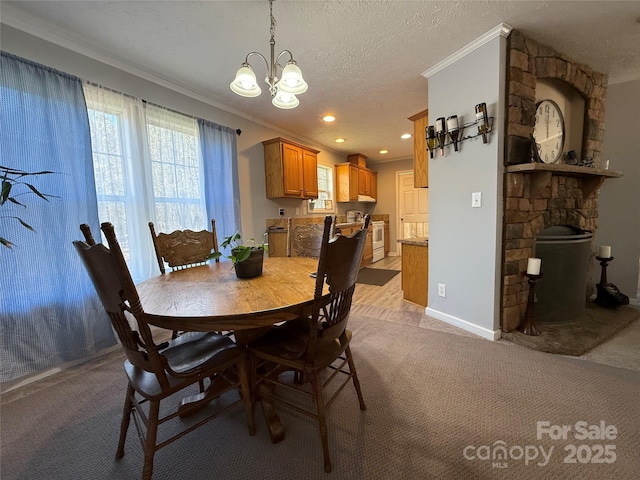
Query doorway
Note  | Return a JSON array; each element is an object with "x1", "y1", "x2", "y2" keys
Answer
[{"x1": 396, "y1": 171, "x2": 429, "y2": 253}]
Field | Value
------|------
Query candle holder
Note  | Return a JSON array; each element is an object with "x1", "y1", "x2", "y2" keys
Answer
[
  {"x1": 594, "y1": 256, "x2": 629, "y2": 308},
  {"x1": 595, "y1": 255, "x2": 613, "y2": 284},
  {"x1": 519, "y1": 272, "x2": 543, "y2": 336}
]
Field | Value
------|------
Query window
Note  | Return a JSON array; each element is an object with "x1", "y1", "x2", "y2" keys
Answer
[
  {"x1": 311, "y1": 163, "x2": 335, "y2": 212},
  {"x1": 146, "y1": 106, "x2": 205, "y2": 233},
  {"x1": 84, "y1": 83, "x2": 207, "y2": 281}
]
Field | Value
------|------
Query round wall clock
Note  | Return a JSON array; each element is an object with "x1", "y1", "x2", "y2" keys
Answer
[{"x1": 533, "y1": 99, "x2": 565, "y2": 164}]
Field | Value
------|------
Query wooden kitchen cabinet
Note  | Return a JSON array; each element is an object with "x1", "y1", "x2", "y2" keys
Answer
[
  {"x1": 408, "y1": 108, "x2": 429, "y2": 188},
  {"x1": 263, "y1": 137, "x2": 320, "y2": 199},
  {"x1": 335, "y1": 163, "x2": 378, "y2": 202},
  {"x1": 358, "y1": 168, "x2": 371, "y2": 196},
  {"x1": 361, "y1": 230, "x2": 373, "y2": 266},
  {"x1": 401, "y1": 240, "x2": 429, "y2": 307},
  {"x1": 335, "y1": 164, "x2": 359, "y2": 202}
]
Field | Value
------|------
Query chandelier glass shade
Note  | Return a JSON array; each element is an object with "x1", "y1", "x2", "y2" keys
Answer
[{"x1": 230, "y1": 0, "x2": 307, "y2": 109}]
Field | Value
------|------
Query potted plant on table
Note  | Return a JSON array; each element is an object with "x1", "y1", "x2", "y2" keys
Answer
[{"x1": 208, "y1": 231, "x2": 268, "y2": 279}]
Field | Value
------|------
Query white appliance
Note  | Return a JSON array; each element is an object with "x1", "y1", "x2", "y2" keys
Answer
[{"x1": 371, "y1": 221, "x2": 385, "y2": 263}]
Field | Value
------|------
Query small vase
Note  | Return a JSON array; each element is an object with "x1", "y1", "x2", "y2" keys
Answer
[{"x1": 234, "y1": 249, "x2": 264, "y2": 279}]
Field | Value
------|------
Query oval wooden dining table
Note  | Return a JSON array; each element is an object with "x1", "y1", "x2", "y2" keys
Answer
[
  {"x1": 136, "y1": 256, "x2": 322, "y2": 443},
  {"x1": 137, "y1": 256, "x2": 321, "y2": 341}
]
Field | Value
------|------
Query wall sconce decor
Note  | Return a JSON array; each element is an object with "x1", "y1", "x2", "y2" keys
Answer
[
  {"x1": 435, "y1": 117, "x2": 447, "y2": 156},
  {"x1": 426, "y1": 125, "x2": 437, "y2": 159},
  {"x1": 446, "y1": 115, "x2": 460, "y2": 151},
  {"x1": 475, "y1": 102, "x2": 489, "y2": 143},
  {"x1": 426, "y1": 102, "x2": 494, "y2": 156}
]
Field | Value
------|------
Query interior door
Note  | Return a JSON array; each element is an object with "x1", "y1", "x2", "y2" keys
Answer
[{"x1": 397, "y1": 171, "x2": 429, "y2": 249}]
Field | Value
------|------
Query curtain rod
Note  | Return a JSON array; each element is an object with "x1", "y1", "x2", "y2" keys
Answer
[{"x1": 82, "y1": 80, "x2": 240, "y2": 135}]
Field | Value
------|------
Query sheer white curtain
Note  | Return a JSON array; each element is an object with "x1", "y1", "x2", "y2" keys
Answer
[{"x1": 82, "y1": 83, "x2": 206, "y2": 282}]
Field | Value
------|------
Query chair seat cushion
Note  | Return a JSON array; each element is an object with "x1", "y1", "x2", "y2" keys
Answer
[
  {"x1": 250, "y1": 322, "x2": 352, "y2": 370},
  {"x1": 125, "y1": 332, "x2": 244, "y2": 398},
  {"x1": 162, "y1": 331, "x2": 243, "y2": 374}
]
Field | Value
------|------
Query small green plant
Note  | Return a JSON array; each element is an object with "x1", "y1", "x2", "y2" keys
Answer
[
  {"x1": 1, "y1": 166, "x2": 58, "y2": 248},
  {"x1": 208, "y1": 231, "x2": 268, "y2": 266}
]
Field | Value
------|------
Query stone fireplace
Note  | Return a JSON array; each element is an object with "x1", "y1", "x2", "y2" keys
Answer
[{"x1": 501, "y1": 31, "x2": 622, "y2": 332}]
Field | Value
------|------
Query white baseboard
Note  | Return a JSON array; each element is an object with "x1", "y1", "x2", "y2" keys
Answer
[{"x1": 425, "y1": 307, "x2": 502, "y2": 341}]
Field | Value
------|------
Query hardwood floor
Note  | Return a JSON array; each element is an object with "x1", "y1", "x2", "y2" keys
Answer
[
  {"x1": 351, "y1": 256, "x2": 476, "y2": 336},
  {"x1": 353, "y1": 256, "x2": 421, "y2": 313}
]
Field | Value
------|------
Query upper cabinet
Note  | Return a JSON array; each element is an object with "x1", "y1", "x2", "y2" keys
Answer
[
  {"x1": 408, "y1": 108, "x2": 429, "y2": 188},
  {"x1": 335, "y1": 154, "x2": 377, "y2": 202},
  {"x1": 263, "y1": 137, "x2": 320, "y2": 199}
]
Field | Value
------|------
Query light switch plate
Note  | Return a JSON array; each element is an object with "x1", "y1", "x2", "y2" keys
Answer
[{"x1": 472, "y1": 192, "x2": 482, "y2": 208}]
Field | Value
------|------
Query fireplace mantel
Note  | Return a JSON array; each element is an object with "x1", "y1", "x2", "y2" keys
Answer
[{"x1": 505, "y1": 163, "x2": 623, "y2": 199}]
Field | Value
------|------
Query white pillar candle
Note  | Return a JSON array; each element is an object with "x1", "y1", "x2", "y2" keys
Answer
[
  {"x1": 598, "y1": 245, "x2": 611, "y2": 258},
  {"x1": 526, "y1": 257, "x2": 541, "y2": 275}
]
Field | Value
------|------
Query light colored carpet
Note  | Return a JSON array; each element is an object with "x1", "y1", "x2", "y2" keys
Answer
[{"x1": 2, "y1": 315, "x2": 639, "y2": 479}]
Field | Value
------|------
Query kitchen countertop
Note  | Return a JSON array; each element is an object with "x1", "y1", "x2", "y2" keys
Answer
[
  {"x1": 335, "y1": 222, "x2": 365, "y2": 228},
  {"x1": 398, "y1": 237, "x2": 428, "y2": 246}
]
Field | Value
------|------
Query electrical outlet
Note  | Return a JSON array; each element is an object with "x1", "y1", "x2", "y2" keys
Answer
[
  {"x1": 472, "y1": 192, "x2": 482, "y2": 208},
  {"x1": 438, "y1": 283, "x2": 446, "y2": 297},
  {"x1": 279, "y1": 208, "x2": 285, "y2": 216}
]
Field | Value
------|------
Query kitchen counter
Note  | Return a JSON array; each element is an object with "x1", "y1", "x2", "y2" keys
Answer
[
  {"x1": 265, "y1": 215, "x2": 390, "y2": 261},
  {"x1": 399, "y1": 237, "x2": 428, "y2": 247},
  {"x1": 400, "y1": 239, "x2": 429, "y2": 307}
]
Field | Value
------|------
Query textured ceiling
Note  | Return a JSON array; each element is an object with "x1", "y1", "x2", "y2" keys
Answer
[{"x1": 3, "y1": 1, "x2": 640, "y2": 163}]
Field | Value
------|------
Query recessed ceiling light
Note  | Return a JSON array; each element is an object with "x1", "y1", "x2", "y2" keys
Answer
[
  {"x1": 322, "y1": 115, "x2": 336, "y2": 122},
  {"x1": 401, "y1": 133, "x2": 412, "y2": 139},
  {"x1": 334, "y1": 138, "x2": 346, "y2": 143},
  {"x1": 379, "y1": 150, "x2": 388, "y2": 154}
]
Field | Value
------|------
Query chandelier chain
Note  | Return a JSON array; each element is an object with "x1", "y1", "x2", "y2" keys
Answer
[{"x1": 270, "y1": 0, "x2": 276, "y2": 43}]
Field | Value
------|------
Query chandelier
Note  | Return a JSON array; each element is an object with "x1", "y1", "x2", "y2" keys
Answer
[{"x1": 230, "y1": 0, "x2": 308, "y2": 109}]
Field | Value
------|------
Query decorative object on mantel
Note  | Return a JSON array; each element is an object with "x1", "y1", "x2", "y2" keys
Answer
[
  {"x1": 594, "y1": 248, "x2": 630, "y2": 308},
  {"x1": 229, "y1": 0, "x2": 307, "y2": 109},
  {"x1": 428, "y1": 104, "x2": 494, "y2": 156},
  {"x1": 519, "y1": 269, "x2": 543, "y2": 336},
  {"x1": 532, "y1": 99, "x2": 565, "y2": 164}
]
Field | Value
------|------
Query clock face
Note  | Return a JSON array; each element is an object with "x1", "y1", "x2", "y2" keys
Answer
[{"x1": 533, "y1": 99, "x2": 565, "y2": 164}]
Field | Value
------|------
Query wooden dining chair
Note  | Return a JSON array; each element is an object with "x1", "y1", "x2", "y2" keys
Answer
[
  {"x1": 287, "y1": 216, "x2": 337, "y2": 258},
  {"x1": 249, "y1": 215, "x2": 370, "y2": 473},
  {"x1": 149, "y1": 219, "x2": 219, "y2": 338},
  {"x1": 149, "y1": 219, "x2": 219, "y2": 275},
  {"x1": 74, "y1": 222, "x2": 254, "y2": 480}
]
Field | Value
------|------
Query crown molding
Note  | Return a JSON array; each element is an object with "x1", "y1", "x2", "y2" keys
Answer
[{"x1": 422, "y1": 23, "x2": 512, "y2": 79}]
